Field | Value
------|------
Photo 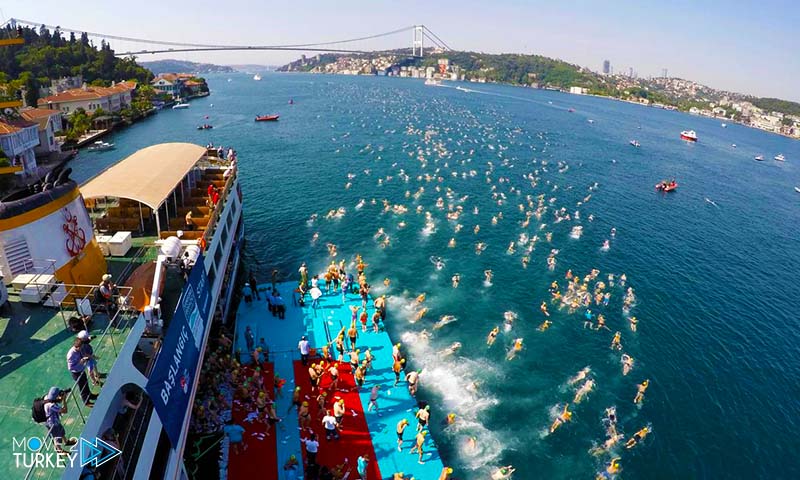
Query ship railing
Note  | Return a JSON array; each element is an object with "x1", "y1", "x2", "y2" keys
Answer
[
  {"x1": 200, "y1": 165, "x2": 237, "y2": 248},
  {"x1": 23, "y1": 286, "x2": 138, "y2": 480}
]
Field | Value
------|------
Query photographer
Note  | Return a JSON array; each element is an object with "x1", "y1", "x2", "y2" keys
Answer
[
  {"x1": 43, "y1": 387, "x2": 76, "y2": 453},
  {"x1": 66, "y1": 338, "x2": 97, "y2": 405}
]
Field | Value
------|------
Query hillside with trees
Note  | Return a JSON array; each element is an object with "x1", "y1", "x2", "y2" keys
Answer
[{"x1": 0, "y1": 25, "x2": 153, "y2": 106}]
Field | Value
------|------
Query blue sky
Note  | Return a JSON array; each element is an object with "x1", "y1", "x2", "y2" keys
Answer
[{"x1": 3, "y1": 0, "x2": 799, "y2": 101}]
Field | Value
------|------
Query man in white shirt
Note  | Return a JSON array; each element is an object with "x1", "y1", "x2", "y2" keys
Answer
[
  {"x1": 300, "y1": 433, "x2": 319, "y2": 465},
  {"x1": 322, "y1": 411, "x2": 339, "y2": 441},
  {"x1": 298, "y1": 335, "x2": 310, "y2": 366}
]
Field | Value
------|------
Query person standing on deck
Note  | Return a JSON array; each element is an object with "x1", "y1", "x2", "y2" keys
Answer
[
  {"x1": 333, "y1": 399, "x2": 346, "y2": 428},
  {"x1": 310, "y1": 285, "x2": 322, "y2": 310},
  {"x1": 242, "y1": 283, "x2": 252, "y2": 304},
  {"x1": 357, "y1": 454, "x2": 370, "y2": 480},
  {"x1": 299, "y1": 263, "x2": 309, "y2": 287},
  {"x1": 249, "y1": 271, "x2": 261, "y2": 300},
  {"x1": 297, "y1": 336, "x2": 310, "y2": 366},
  {"x1": 396, "y1": 418, "x2": 409, "y2": 451},
  {"x1": 328, "y1": 362, "x2": 340, "y2": 391},
  {"x1": 359, "y1": 283, "x2": 370, "y2": 310},
  {"x1": 406, "y1": 370, "x2": 419, "y2": 396},
  {"x1": 322, "y1": 410, "x2": 339, "y2": 440},
  {"x1": 368, "y1": 385, "x2": 380, "y2": 413},
  {"x1": 274, "y1": 291, "x2": 286, "y2": 319},
  {"x1": 409, "y1": 431, "x2": 427, "y2": 464},
  {"x1": 415, "y1": 405, "x2": 430, "y2": 431},
  {"x1": 271, "y1": 269, "x2": 279, "y2": 291},
  {"x1": 348, "y1": 321, "x2": 358, "y2": 351},
  {"x1": 66, "y1": 338, "x2": 96, "y2": 405},
  {"x1": 393, "y1": 358, "x2": 406, "y2": 386},
  {"x1": 301, "y1": 433, "x2": 319, "y2": 466}
]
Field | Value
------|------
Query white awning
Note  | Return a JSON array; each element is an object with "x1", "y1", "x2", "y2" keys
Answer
[{"x1": 80, "y1": 143, "x2": 207, "y2": 209}]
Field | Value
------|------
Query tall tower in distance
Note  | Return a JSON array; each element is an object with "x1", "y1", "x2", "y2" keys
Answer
[
  {"x1": 662, "y1": 68, "x2": 668, "y2": 78},
  {"x1": 602, "y1": 59, "x2": 611, "y2": 75}
]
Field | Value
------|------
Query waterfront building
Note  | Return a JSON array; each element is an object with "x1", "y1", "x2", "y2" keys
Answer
[
  {"x1": 0, "y1": 117, "x2": 40, "y2": 175},
  {"x1": 37, "y1": 81, "x2": 136, "y2": 115},
  {"x1": 20, "y1": 107, "x2": 63, "y2": 156},
  {"x1": 151, "y1": 73, "x2": 184, "y2": 97}
]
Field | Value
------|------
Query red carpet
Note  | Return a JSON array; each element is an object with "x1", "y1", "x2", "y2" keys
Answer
[
  {"x1": 228, "y1": 362, "x2": 279, "y2": 480},
  {"x1": 293, "y1": 360, "x2": 382, "y2": 480}
]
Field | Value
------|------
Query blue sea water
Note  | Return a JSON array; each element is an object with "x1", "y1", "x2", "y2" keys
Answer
[{"x1": 79, "y1": 73, "x2": 800, "y2": 479}]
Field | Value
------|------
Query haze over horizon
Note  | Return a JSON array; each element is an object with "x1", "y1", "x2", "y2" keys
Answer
[{"x1": 3, "y1": 0, "x2": 799, "y2": 102}]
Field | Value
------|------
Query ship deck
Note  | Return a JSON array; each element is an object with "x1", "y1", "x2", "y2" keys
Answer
[
  {"x1": 0, "y1": 236, "x2": 177, "y2": 480},
  {"x1": 233, "y1": 281, "x2": 445, "y2": 480}
]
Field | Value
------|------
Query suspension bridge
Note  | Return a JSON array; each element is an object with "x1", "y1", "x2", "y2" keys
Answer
[{"x1": 1, "y1": 19, "x2": 451, "y2": 58}]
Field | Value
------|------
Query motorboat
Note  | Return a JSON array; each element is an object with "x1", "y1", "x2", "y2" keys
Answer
[
  {"x1": 424, "y1": 78, "x2": 441, "y2": 86},
  {"x1": 253, "y1": 74, "x2": 262, "y2": 81},
  {"x1": 87, "y1": 141, "x2": 115, "y2": 151},
  {"x1": 795, "y1": 186, "x2": 800, "y2": 193},
  {"x1": 289, "y1": 99, "x2": 294, "y2": 105},
  {"x1": 655, "y1": 180, "x2": 678, "y2": 192},
  {"x1": 731, "y1": 144, "x2": 737, "y2": 148},
  {"x1": 588, "y1": 119, "x2": 594, "y2": 124},
  {"x1": 721, "y1": 123, "x2": 727, "y2": 128},
  {"x1": 197, "y1": 124, "x2": 213, "y2": 130},
  {"x1": 629, "y1": 140, "x2": 640, "y2": 148},
  {"x1": 172, "y1": 103, "x2": 190, "y2": 109},
  {"x1": 775, "y1": 153, "x2": 786, "y2": 162},
  {"x1": 680, "y1": 130, "x2": 697, "y2": 142},
  {"x1": 255, "y1": 114, "x2": 279, "y2": 122},
  {"x1": 754, "y1": 155, "x2": 764, "y2": 161},
  {"x1": 568, "y1": 108, "x2": 575, "y2": 113}
]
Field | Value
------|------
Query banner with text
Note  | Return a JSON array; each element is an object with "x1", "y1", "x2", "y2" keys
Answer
[{"x1": 145, "y1": 254, "x2": 212, "y2": 447}]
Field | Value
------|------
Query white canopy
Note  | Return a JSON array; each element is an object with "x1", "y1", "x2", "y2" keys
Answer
[{"x1": 81, "y1": 143, "x2": 207, "y2": 209}]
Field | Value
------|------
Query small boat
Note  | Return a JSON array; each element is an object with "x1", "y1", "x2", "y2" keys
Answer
[
  {"x1": 680, "y1": 130, "x2": 698, "y2": 142},
  {"x1": 197, "y1": 124, "x2": 213, "y2": 130},
  {"x1": 455, "y1": 86, "x2": 470, "y2": 92},
  {"x1": 172, "y1": 103, "x2": 190, "y2": 109},
  {"x1": 775, "y1": 153, "x2": 786, "y2": 162},
  {"x1": 655, "y1": 180, "x2": 678, "y2": 192},
  {"x1": 629, "y1": 140, "x2": 640, "y2": 148},
  {"x1": 754, "y1": 155, "x2": 764, "y2": 161},
  {"x1": 227, "y1": 78, "x2": 232, "y2": 82},
  {"x1": 255, "y1": 115, "x2": 279, "y2": 122},
  {"x1": 253, "y1": 74, "x2": 262, "y2": 81},
  {"x1": 568, "y1": 108, "x2": 575, "y2": 113},
  {"x1": 424, "y1": 78, "x2": 441, "y2": 86},
  {"x1": 721, "y1": 123, "x2": 727, "y2": 128},
  {"x1": 731, "y1": 144, "x2": 736, "y2": 148},
  {"x1": 795, "y1": 187, "x2": 800, "y2": 193},
  {"x1": 88, "y1": 141, "x2": 115, "y2": 151},
  {"x1": 588, "y1": 119, "x2": 594, "y2": 124},
  {"x1": 289, "y1": 99, "x2": 294, "y2": 105}
]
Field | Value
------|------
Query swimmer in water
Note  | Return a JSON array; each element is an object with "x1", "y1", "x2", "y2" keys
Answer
[
  {"x1": 451, "y1": 273, "x2": 460, "y2": 288},
  {"x1": 550, "y1": 404, "x2": 573, "y2": 433},
  {"x1": 538, "y1": 319, "x2": 552, "y2": 331},
  {"x1": 625, "y1": 426, "x2": 650, "y2": 449},
  {"x1": 610, "y1": 331, "x2": 622, "y2": 350},
  {"x1": 573, "y1": 378, "x2": 595, "y2": 404},
  {"x1": 448, "y1": 237, "x2": 457, "y2": 248},
  {"x1": 433, "y1": 315, "x2": 457, "y2": 330},
  {"x1": 491, "y1": 466, "x2": 516, "y2": 480},
  {"x1": 596, "y1": 457, "x2": 621, "y2": 479},
  {"x1": 506, "y1": 338, "x2": 523, "y2": 360},
  {"x1": 484, "y1": 269, "x2": 493, "y2": 285},
  {"x1": 440, "y1": 342, "x2": 462, "y2": 357},
  {"x1": 540, "y1": 301, "x2": 550, "y2": 317},
  {"x1": 414, "y1": 307, "x2": 429, "y2": 322},
  {"x1": 629, "y1": 316, "x2": 638, "y2": 332},
  {"x1": 487, "y1": 326, "x2": 500, "y2": 346},
  {"x1": 621, "y1": 354, "x2": 634, "y2": 376},
  {"x1": 610, "y1": 227, "x2": 616, "y2": 238},
  {"x1": 416, "y1": 293, "x2": 426, "y2": 304},
  {"x1": 634, "y1": 379, "x2": 649, "y2": 404},
  {"x1": 384, "y1": 277, "x2": 391, "y2": 287},
  {"x1": 568, "y1": 367, "x2": 591, "y2": 385},
  {"x1": 466, "y1": 436, "x2": 478, "y2": 452}
]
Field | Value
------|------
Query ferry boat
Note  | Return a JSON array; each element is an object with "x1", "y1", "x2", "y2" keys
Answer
[
  {"x1": 1, "y1": 142, "x2": 449, "y2": 480},
  {"x1": 0, "y1": 143, "x2": 244, "y2": 480},
  {"x1": 253, "y1": 74, "x2": 262, "y2": 81},
  {"x1": 774, "y1": 153, "x2": 786, "y2": 162},
  {"x1": 680, "y1": 130, "x2": 698, "y2": 142}
]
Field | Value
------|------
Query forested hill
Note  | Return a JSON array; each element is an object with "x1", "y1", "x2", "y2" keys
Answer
[
  {"x1": 139, "y1": 59, "x2": 235, "y2": 75},
  {"x1": 0, "y1": 25, "x2": 152, "y2": 106}
]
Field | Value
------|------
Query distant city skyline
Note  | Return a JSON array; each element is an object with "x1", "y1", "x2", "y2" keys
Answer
[{"x1": 3, "y1": 0, "x2": 799, "y2": 101}]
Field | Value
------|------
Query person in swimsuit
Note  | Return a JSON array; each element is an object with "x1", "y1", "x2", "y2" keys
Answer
[
  {"x1": 634, "y1": 379, "x2": 649, "y2": 404},
  {"x1": 625, "y1": 426, "x2": 650, "y2": 449},
  {"x1": 550, "y1": 404, "x2": 572, "y2": 433},
  {"x1": 298, "y1": 401, "x2": 311, "y2": 429},
  {"x1": 415, "y1": 405, "x2": 430, "y2": 431},
  {"x1": 487, "y1": 326, "x2": 500, "y2": 346},
  {"x1": 328, "y1": 362, "x2": 340, "y2": 391},
  {"x1": 396, "y1": 418, "x2": 409, "y2": 451},
  {"x1": 409, "y1": 431, "x2": 427, "y2": 464}
]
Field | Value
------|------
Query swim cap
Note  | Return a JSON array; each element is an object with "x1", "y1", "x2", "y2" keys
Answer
[
  {"x1": 302, "y1": 401, "x2": 308, "y2": 406},
  {"x1": 339, "y1": 399, "x2": 345, "y2": 404},
  {"x1": 290, "y1": 454, "x2": 296, "y2": 460},
  {"x1": 447, "y1": 467, "x2": 453, "y2": 473}
]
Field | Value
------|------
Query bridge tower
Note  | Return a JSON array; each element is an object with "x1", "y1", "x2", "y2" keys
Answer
[{"x1": 412, "y1": 25, "x2": 424, "y2": 57}]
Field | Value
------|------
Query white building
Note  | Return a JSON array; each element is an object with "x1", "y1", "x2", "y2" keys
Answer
[
  {"x1": 37, "y1": 82, "x2": 135, "y2": 115},
  {"x1": 0, "y1": 118, "x2": 40, "y2": 175},
  {"x1": 151, "y1": 74, "x2": 183, "y2": 97},
  {"x1": 569, "y1": 86, "x2": 589, "y2": 95},
  {"x1": 20, "y1": 108, "x2": 63, "y2": 156}
]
